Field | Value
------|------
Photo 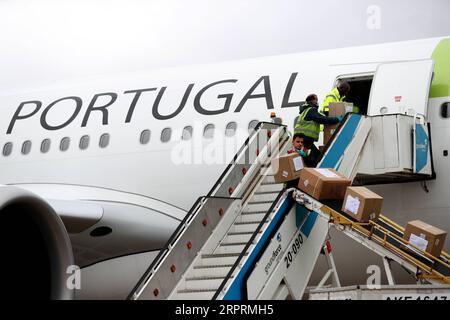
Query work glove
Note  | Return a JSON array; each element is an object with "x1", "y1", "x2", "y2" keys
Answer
[{"x1": 297, "y1": 147, "x2": 311, "y2": 157}]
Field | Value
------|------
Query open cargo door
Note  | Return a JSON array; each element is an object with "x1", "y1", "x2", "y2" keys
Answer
[{"x1": 367, "y1": 60, "x2": 434, "y2": 118}]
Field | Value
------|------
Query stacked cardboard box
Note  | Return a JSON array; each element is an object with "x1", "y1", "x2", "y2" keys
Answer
[
  {"x1": 341, "y1": 187, "x2": 383, "y2": 222},
  {"x1": 323, "y1": 102, "x2": 354, "y2": 145},
  {"x1": 298, "y1": 168, "x2": 351, "y2": 200},
  {"x1": 403, "y1": 220, "x2": 447, "y2": 257},
  {"x1": 272, "y1": 153, "x2": 305, "y2": 183}
]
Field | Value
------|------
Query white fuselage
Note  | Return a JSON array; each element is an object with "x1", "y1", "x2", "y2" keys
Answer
[{"x1": 1, "y1": 36, "x2": 449, "y2": 292}]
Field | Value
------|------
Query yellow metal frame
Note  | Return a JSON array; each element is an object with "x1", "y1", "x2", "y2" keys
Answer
[{"x1": 320, "y1": 205, "x2": 450, "y2": 284}]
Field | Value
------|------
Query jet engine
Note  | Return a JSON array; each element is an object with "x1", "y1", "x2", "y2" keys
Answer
[{"x1": 0, "y1": 186, "x2": 74, "y2": 299}]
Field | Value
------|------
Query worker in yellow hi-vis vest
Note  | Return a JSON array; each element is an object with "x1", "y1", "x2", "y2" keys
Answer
[
  {"x1": 294, "y1": 94, "x2": 342, "y2": 166},
  {"x1": 321, "y1": 81, "x2": 360, "y2": 115},
  {"x1": 319, "y1": 81, "x2": 359, "y2": 131}
]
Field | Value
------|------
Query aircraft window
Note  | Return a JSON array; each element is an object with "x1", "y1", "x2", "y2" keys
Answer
[
  {"x1": 161, "y1": 127, "x2": 172, "y2": 143},
  {"x1": 182, "y1": 126, "x2": 193, "y2": 140},
  {"x1": 60, "y1": 137, "x2": 70, "y2": 152},
  {"x1": 41, "y1": 139, "x2": 51, "y2": 153},
  {"x1": 21, "y1": 140, "x2": 32, "y2": 155},
  {"x1": 441, "y1": 102, "x2": 449, "y2": 118},
  {"x1": 248, "y1": 120, "x2": 259, "y2": 134},
  {"x1": 140, "y1": 130, "x2": 151, "y2": 145},
  {"x1": 79, "y1": 135, "x2": 90, "y2": 150},
  {"x1": 99, "y1": 133, "x2": 110, "y2": 148},
  {"x1": 3, "y1": 142, "x2": 13, "y2": 157},
  {"x1": 225, "y1": 122, "x2": 237, "y2": 137},
  {"x1": 203, "y1": 124, "x2": 215, "y2": 139}
]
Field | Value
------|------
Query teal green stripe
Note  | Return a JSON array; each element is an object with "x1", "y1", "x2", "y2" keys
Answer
[{"x1": 430, "y1": 38, "x2": 450, "y2": 98}]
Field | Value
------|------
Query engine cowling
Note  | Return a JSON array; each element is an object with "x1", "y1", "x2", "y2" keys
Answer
[{"x1": 0, "y1": 186, "x2": 74, "y2": 299}]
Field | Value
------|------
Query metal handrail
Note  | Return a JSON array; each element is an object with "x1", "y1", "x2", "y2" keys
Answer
[
  {"x1": 323, "y1": 206, "x2": 450, "y2": 283},
  {"x1": 368, "y1": 221, "x2": 450, "y2": 272},
  {"x1": 129, "y1": 121, "x2": 289, "y2": 300},
  {"x1": 128, "y1": 196, "x2": 234, "y2": 299},
  {"x1": 127, "y1": 196, "x2": 204, "y2": 299},
  {"x1": 207, "y1": 122, "x2": 287, "y2": 198},
  {"x1": 212, "y1": 189, "x2": 288, "y2": 300}
]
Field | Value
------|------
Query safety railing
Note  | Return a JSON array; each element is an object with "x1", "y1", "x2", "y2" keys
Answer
[
  {"x1": 207, "y1": 122, "x2": 289, "y2": 199},
  {"x1": 129, "y1": 122, "x2": 290, "y2": 300},
  {"x1": 320, "y1": 206, "x2": 450, "y2": 284},
  {"x1": 129, "y1": 196, "x2": 241, "y2": 300},
  {"x1": 212, "y1": 189, "x2": 290, "y2": 300}
]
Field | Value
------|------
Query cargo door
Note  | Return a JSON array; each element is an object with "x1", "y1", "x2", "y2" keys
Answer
[{"x1": 367, "y1": 60, "x2": 434, "y2": 118}]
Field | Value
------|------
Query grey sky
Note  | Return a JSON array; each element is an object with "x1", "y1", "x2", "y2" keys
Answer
[{"x1": 0, "y1": 0, "x2": 449, "y2": 94}]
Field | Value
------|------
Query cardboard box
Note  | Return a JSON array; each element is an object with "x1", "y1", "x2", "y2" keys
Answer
[
  {"x1": 298, "y1": 168, "x2": 351, "y2": 200},
  {"x1": 328, "y1": 102, "x2": 354, "y2": 117},
  {"x1": 403, "y1": 220, "x2": 447, "y2": 257},
  {"x1": 271, "y1": 153, "x2": 305, "y2": 183},
  {"x1": 341, "y1": 187, "x2": 383, "y2": 222},
  {"x1": 323, "y1": 102, "x2": 354, "y2": 145},
  {"x1": 323, "y1": 102, "x2": 353, "y2": 145},
  {"x1": 323, "y1": 124, "x2": 339, "y2": 146}
]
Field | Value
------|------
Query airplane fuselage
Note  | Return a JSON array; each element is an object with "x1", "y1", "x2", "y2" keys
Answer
[{"x1": 1, "y1": 36, "x2": 449, "y2": 296}]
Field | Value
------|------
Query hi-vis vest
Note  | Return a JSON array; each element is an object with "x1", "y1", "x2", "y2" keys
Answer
[
  {"x1": 294, "y1": 106, "x2": 320, "y2": 141},
  {"x1": 321, "y1": 87, "x2": 360, "y2": 114},
  {"x1": 321, "y1": 88, "x2": 344, "y2": 113}
]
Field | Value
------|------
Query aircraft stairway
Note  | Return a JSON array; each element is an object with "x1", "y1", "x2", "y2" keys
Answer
[
  {"x1": 129, "y1": 116, "x2": 447, "y2": 301},
  {"x1": 128, "y1": 122, "x2": 293, "y2": 299}
]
